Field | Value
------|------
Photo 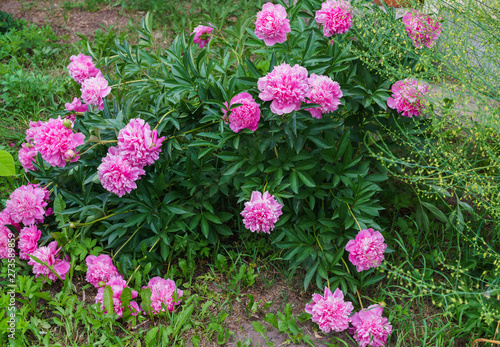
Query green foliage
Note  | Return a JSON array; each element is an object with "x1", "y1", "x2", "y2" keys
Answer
[{"x1": 0, "y1": 11, "x2": 24, "y2": 34}]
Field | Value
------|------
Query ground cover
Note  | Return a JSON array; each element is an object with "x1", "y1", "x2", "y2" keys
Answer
[{"x1": 0, "y1": 0, "x2": 499, "y2": 346}]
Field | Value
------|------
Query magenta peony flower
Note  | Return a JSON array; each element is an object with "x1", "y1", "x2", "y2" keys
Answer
[
  {"x1": 68, "y1": 53, "x2": 101, "y2": 84},
  {"x1": 28, "y1": 241, "x2": 70, "y2": 281},
  {"x1": 223, "y1": 92, "x2": 261, "y2": 133},
  {"x1": 142, "y1": 277, "x2": 183, "y2": 314},
  {"x1": 18, "y1": 225, "x2": 41, "y2": 260},
  {"x1": 258, "y1": 63, "x2": 310, "y2": 115},
  {"x1": 0, "y1": 210, "x2": 15, "y2": 259},
  {"x1": 117, "y1": 118, "x2": 165, "y2": 168},
  {"x1": 18, "y1": 143, "x2": 38, "y2": 172},
  {"x1": 6, "y1": 184, "x2": 49, "y2": 226},
  {"x1": 95, "y1": 275, "x2": 141, "y2": 317},
  {"x1": 98, "y1": 147, "x2": 145, "y2": 197},
  {"x1": 85, "y1": 254, "x2": 120, "y2": 288},
  {"x1": 387, "y1": 79, "x2": 428, "y2": 118},
  {"x1": 305, "y1": 74, "x2": 343, "y2": 119},
  {"x1": 65, "y1": 97, "x2": 89, "y2": 121},
  {"x1": 305, "y1": 287, "x2": 354, "y2": 333},
  {"x1": 31, "y1": 117, "x2": 86, "y2": 168},
  {"x1": 254, "y1": 2, "x2": 291, "y2": 46},
  {"x1": 192, "y1": 25, "x2": 213, "y2": 48},
  {"x1": 349, "y1": 305, "x2": 392, "y2": 347},
  {"x1": 241, "y1": 191, "x2": 283, "y2": 234},
  {"x1": 81, "y1": 71, "x2": 111, "y2": 110},
  {"x1": 345, "y1": 228, "x2": 387, "y2": 272},
  {"x1": 402, "y1": 11, "x2": 441, "y2": 49},
  {"x1": 315, "y1": 0, "x2": 353, "y2": 37}
]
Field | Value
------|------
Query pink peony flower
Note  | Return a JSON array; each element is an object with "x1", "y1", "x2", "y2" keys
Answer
[
  {"x1": 65, "y1": 97, "x2": 89, "y2": 121},
  {"x1": 387, "y1": 79, "x2": 428, "y2": 118},
  {"x1": 192, "y1": 25, "x2": 213, "y2": 48},
  {"x1": 241, "y1": 191, "x2": 283, "y2": 234},
  {"x1": 67, "y1": 53, "x2": 101, "y2": 84},
  {"x1": 0, "y1": 210, "x2": 15, "y2": 259},
  {"x1": 18, "y1": 225, "x2": 41, "y2": 260},
  {"x1": 142, "y1": 277, "x2": 183, "y2": 314},
  {"x1": 81, "y1": 72, "x2": 111, "y2": 111},
  {"x1": 254, "y1": 2, "x2": 291, "y2": 46},
  {"x1": 402, "y1": 11, "x2": 441, "y2": 49},
  {"x1": 6, "y1": 184, "x2": 49, "y2": 226},
  {"x1": 18, "y1": 143, "x2": 38, "y2": 172},
  {"x1": 117, "y1": 118, "x2": 165, "y2": 168},
  {"x1": 98, "y1": 147, "x2": 145, "y2": 197},
  {"x1": 305, "y1": 74, "x2": 343, "y2": 119},
  {"x1": 345, "y1": 228, "x2": 387, "y2": 272},
  {"x1": 315, "y1": 0, "x2": 353, "y2": 37},
  {"x1": 32, "y1": 117, "x2": 86, "y2": 168},
  {"x1": 85, "y1": 254, "x2": 120, "y2": 288},
  {"x1": 257, "y1": 63, "x2": 310, "y2": 115},
  {"x1": 305, "y1": 287, "x2": 354, "y2": 333},
  {"x1": 223, "y1": 92, "x2": 261, "y2": 133},
  {"x1": 349, "y1": 305, "x2": 392, "y2": 347},
  {"x1": 26, "y1": 120, "x2": 44, "y2": 142},
  {"x1": 95, "y1": 275, "x2": 141, "y2": 317},
  {"x1": 28, "y1": 241, "x2": 70, "y2": 281}
]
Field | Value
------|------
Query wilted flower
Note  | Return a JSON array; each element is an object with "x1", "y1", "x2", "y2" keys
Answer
[
  {"x1": 305, "y1": 287, "x2": 354, "y2": 333},
  {"x1": 241, "y1": 191, "x2": 283, "y2": 234},
  {"x1": 305, "y1": 74, "x2": 343, "y2": 119},
  {"x1": 81, "y1": 71, "x2": 111, "y2": 110},
  {"x1": 28, "y1": 241, "x2": 70, "y2": 281},
  {"x1": 97, "y1": 147, "x2": 145, "y2": 197},
  {"x1": 315, "y1": 0, "x2": 353, "y2": 37},
  {"x1": 67, "y1": 53, "x2": 101, "y2": 84},
  {"x1": 117, "y1": 118, "x2": 165, "y2": 168},
  {"x1": 402, "y1": 11, "x2": 441, "y2": 49},
  {"x1": 192, "y1": 25, "x2": 213, "y2": 48},
  {"x1": 387, "y1": 79, "x2": 429, "y2": 118},
  {"x1": 349, "y1": 304, "x2": 392, "y2": 347},
  {"x1": 254, "y1": 2, "x2": 291, "y2": 46},
  {"x1": 345, "y1": 228, "x2": 387, "y2": 272},
  {"x1": 258, "y1": 63, "x2": 310, "y2": 115},
  {"x1": 6, "y1": 184, "x2": 49, "y2": 226},
  {"x1": 223, "y1": 92, "x2": 261, "y2": 133},
  {"x1": 85, "y1": 254, "x2": 120, "y2": 288},
  {"x1": 95, "y1": 275, "x2": 141, "y2": 317},
  {"x1": 18, "y1": 225, "x2": 41, "y2": 260},
  {"x1": 143, "y1": 277, "x2": 183, "y2": 313},
  {"x1": 31, "y1": 117, "x2": 85, "y2": 168}
]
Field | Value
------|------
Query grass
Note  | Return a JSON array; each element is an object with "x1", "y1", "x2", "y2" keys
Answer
[{"x1": 1, "y1": 0, "x2": 500, "y2": 345}]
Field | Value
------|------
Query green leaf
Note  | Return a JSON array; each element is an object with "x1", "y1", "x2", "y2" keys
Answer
[
  {"x1": 304, "y1": 261, "x2": 319, "y2": 290},
  {"x1": 0, "y1": 150, "x2": 15, "y2": 176},
  {"x1": 421, "y1": 202, "x2": 448, "y2": 223},
  {"x1": 290, "y1": 171, "x2": 299, "y2": 194},
  {"x1": 297, "y1": 171, "x2": 316, "y2": 188},
  {"x1": 103, "y1": 285, "x2": 114, "y2": 315}
]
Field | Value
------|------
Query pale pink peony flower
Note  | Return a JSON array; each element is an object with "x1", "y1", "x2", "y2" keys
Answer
[
  {"x1": 95, "y1": 275, "x2": 141, "y2": 317},
  {"x1": 387, "y1": 79, "x2": 428, "y2": 118},
  {"x1": 345, "y1": 228, "x2": 387, "y2": 272},
  {"x1": 81, "y1": 72, "x2": 111, "y2": 111},
  {"x1": 25, "y1": 120, "x2": 44, "y2": 142},
  {"x1": 142, "y1": 277, "x2": 183, "y2": 314},
  {"x1": 254, "y1": 2, "x2": 291, "y2": 46},
  {"x1": 0, "y1": 210, "x2": 15, "y2": 259},
  {"x1": 223, "y1": 92, "x2": 261, "y2": 133},
  {"x1": 18, "y1": 225, "x2": 41, "y2": 260},
  {"x1": 305, "y1": 74, "x2": 343, "y2": 119},
  {"x1": 6, "y1": 184, "x2": 49, "y2": 226},
  {"x1": 67, "y1": 53, "x2": 101, "y2": 84},
  {"x1": 315, "y1": 0, "x2": 353, "y2": 37},
  {"x1": 192, "y1": 25, "x2": 213, "y2": 48},
  {"x1": 241, "y1": 191, "x2": 283, "y2": 234},
  {"x1": 28, "y1": 241, "x2": 70, "y2": 281},
  {"x1": 18, "y1": 143, "x2": 38, "y2": 172},
  {"x1": 258, "y1": 63, "x2": 310, "y2": 115},
  {"x1": 402, "y1": 11, "x2": 441, "y2": 49},
  {"x1": 65, "y1": 97, "x2": 89, "y2": 121},
  {"x1": 349, "y1": 305, "x2": 392, "y2": 347},
  {"x1": 305, "y1": 287, "x2": 354, "y2": 333},
  {"x1": 117, "y1": 118, "x2": 165, "y2": 168},
  {"x1": 98, "y1": 147, "x2": 145, "y2": 197},
  {"x1": 32, "y1": 117, "x2": 86, "y2": 168},
  {"x1": 85, "y1": 254, "x2": 120, "y2": 288}
]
